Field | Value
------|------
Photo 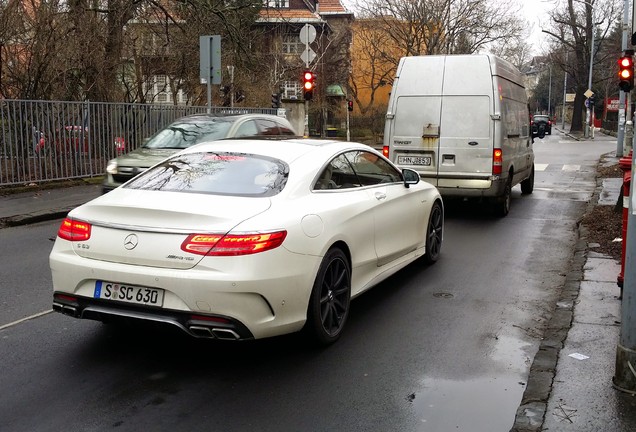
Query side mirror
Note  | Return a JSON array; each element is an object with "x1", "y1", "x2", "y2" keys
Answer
[{"x1": 402, "y1": 168, "x2": 420, "y2": 187}]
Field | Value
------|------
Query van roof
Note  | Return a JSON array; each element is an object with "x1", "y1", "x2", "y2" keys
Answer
[{"x1": 399, "y1": 54, "x2": 524, "y2": 88}]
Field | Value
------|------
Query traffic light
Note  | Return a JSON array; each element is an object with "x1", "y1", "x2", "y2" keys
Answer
[
  {"x1": 618, "y1": 53, "x2": 634, "y2": 92},
  {"x1": 271, "y1": 92, "x2": 281, "y2": 108},
  {"x1": 347, "y1": 100, "x2": 354, "y2": 112},
  {"x1": 303, "y1": 70, "x2": 315, "y2": 100}
]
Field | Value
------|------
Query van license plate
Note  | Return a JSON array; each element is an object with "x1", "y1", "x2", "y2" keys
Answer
[{"x1": 397, "y1": 156, "x2": 432, "y2": 166}]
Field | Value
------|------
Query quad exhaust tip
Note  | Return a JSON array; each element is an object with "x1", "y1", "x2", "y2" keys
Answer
[
  {"x1": 53, "y1": 302, "x2": 79, "y2": 317},
  {"x1": 188, "y1": 325, "x2": 240, "y2": 340}
]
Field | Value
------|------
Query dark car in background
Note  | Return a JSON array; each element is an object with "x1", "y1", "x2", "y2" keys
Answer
[
  {"x1": 103, "y1": 113, "x2": 297, "y2": 193},
  {"x1": 531, "y1": 114, "x2": 552, "y2": 135}
]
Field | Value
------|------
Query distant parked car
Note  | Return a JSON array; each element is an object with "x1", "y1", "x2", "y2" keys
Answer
[
  {"x1": 102, "y1": 113, "x2": 297, "y2": 193},
  {"x1": 531, "y1": 114, "x2": 552, "y2": 135}
]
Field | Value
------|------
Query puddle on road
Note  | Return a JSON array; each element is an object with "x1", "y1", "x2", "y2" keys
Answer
[
  {"x1": 408, "y1": 335, "x2": 533, "y2": 431},
  {"x1": 410, "y1": 376, "x2": 524, "y2": 431}
]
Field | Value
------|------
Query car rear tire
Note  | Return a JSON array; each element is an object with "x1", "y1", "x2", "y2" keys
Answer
[
  {"x1": 521, "y1": 164, "x2": 534, "y2": 195},
  {"x1": 423, "y1": 201, "x2": 443, "y2": 264},
  {"x1": 306, "y1": 248, "x2": 351, "y2": 345}
]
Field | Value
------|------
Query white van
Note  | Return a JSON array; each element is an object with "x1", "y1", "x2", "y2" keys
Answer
[{"x1": 383, "y1": 54, "x2": 535, "y2": 216}]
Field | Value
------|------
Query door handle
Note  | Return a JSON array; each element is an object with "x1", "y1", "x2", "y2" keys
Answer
[{"x1": 375, "y1": 192, "x2": 386, "y2": 200}]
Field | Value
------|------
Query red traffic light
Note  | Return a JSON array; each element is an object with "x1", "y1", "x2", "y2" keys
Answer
[
  {"x1": 347, "y1": 100, "x2": 354, "y2": 111},
  {"x1": 303, "y1": 70, "x2": 315, "y2": 100},
  {"x1": 618, "y1": 54, "x2": 634, "y2": 91}
]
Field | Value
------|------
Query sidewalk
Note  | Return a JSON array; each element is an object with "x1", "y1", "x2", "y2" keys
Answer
[{"x1": 512, "y1": 130, "x2": 636, "y2": 431}]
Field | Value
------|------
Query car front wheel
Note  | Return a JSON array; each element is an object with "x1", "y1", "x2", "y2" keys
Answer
[
  {"x1": 423, "y1": 201, "x2": 443, "y2": 264},
  {"x1": 306, "y1": 248, "x2": 351, "y2": 345}
]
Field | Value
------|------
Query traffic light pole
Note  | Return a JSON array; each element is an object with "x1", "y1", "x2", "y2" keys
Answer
[{"x1": 304, "y1": 100, "x2": 309, "y2": 138}]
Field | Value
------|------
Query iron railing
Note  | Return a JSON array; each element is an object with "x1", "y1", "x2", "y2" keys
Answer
[{"x1": 0, "y1": 99, "x2": 278, "y2": 186}]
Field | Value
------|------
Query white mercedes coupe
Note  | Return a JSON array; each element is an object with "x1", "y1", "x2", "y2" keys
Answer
[{"x1": 50, "y1": 139, "x2": 443, "y2": 344}]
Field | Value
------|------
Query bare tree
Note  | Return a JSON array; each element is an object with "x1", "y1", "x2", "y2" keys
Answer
[
  {"x1": 348, "y1": 0, "x2": 525, "y2": 119},
  {"x1": 352, "y1": 0, "x2": 524, "y2": 58},
  {"x1": 542, "y1": 0, "x2": 620, "y2": 133}
]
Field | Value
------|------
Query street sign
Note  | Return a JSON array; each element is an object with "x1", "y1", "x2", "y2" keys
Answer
[
  {"x1": 300, "y1": 48, "x2": 316, "y2": 66},
  {"x1": 299, "y1": 24, "x2": 316, "y2": 67},
  {"x1": 299, "y1": 24, "x2": 316, "y2": 45},
  {"x1": 584, "y1": 89, "x2": 594, "y2": 98},
  {"x1": 199, "y1": 35, "x2": 221, "y2": 85}
]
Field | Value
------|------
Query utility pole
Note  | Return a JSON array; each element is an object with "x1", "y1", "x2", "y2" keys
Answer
[
  {"x1": 614, "y1": 0, "x2": 636, "y2": 394},
  {"x1": 562, "y1": 52, "x2": 568, "y2": 130}
]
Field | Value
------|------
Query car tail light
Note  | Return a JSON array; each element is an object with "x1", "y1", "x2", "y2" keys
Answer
[
  {"x1": 382, "y1": 146, "x2": 389, "y2": 158},
  {"x1": 57, "y1": 218, "x2": 92, "y2": 241},
  {"x1": 492, "y1": 149, "x2": 503, "y2": 175},
  {"x1": 181, "y1": 231, "x2": 287, "y2": 256}
]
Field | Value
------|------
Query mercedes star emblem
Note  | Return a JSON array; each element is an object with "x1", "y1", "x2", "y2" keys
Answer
[{"x1": 124, "y1": 234, "x2": 139, "y2": 250}]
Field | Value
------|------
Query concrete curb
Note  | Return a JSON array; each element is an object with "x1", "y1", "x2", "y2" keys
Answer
[{"x1": 0, "y1": 207, "x2": 75, "y2": 228}]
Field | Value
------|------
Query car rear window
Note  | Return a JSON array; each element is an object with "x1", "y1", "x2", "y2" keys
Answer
[
  {"x1": 143, "y1": 119, "x2": 233, "y2": 150},
  {"x1": 124, "y1": 151, "x2": 289, "y2": 196},
  {"x1": 533, "y1": 115, "x2": 549, "y2": 122}
]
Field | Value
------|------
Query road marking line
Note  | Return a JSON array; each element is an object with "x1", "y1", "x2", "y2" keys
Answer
[
  {"x1": 0, "y1": 310, "x2": 53, "y2": 331},
  {"x1": 535, "y1": 164, "x2": 549, "y2": 171},
  {"x1": 563, "y1": 164, "x2": 580, "y2": 171}
]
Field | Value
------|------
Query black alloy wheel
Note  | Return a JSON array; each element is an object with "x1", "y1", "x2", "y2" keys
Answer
[
  {"x1": 306, "y1": 248, "x2": 351, "y2": 345},
  {"x1": 423, "y1": 201, "x2": 443, "y2": 264}
]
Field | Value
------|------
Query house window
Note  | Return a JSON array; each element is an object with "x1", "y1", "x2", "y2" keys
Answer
[
  {"x1": 282, "y1": 81, "x2": 301, "y2": 100},
  {"x1": 282, "y1": 34, "x2": 302, "y2": 55},
  {"x1": 143, "y1": 75, "x2": 188, "y2": 105},
  {"x1": 265, "y1": 0, "x2": 288, "y2": 7}
]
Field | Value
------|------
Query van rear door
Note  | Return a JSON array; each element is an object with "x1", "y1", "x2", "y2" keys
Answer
[
  {"x1": 391, "y1": 95, "x2": 442, "y2": 186},
  {"x1": 436, "y1": 56, "x2": 493, "y2": 187},
  {"x1": 437, "y1": 94, "x2": 492, "y2": 186},
  {"x1": 387, "y1": 56, "x2": 445, "y2": 186}
]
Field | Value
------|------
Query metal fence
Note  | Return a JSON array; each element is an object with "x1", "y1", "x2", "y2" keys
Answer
[{"x1": 0, "y1": 99, "x2": 278, "y2": 186}]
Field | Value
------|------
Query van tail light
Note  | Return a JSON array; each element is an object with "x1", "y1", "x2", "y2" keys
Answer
[
  {"x1": 382, "y1": 146, "x2": 390, "y2": 158},
  {"x1": 492, "y1": 149, "x2": 503, "y2": 175},
  {"x1": 57, "y1": 218, "x2": 92, "y2": 241},
  {"x1": 181, "y1": 231, "x2": 287, "y2": 256}
]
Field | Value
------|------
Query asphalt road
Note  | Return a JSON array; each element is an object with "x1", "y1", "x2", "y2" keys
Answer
[{"x1": 0, "y1": 133, "x2": 616, "y2": 431}]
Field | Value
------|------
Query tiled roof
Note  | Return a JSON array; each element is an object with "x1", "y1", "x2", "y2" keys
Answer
[
  {"x1": 259, "y1": 9, "x2": 320, "y2": 19},
  {"x1": 317, "y1": 0, "x2": 348, "y2": 13}
]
